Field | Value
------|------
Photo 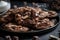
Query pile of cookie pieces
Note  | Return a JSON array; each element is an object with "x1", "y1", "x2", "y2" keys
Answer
[{"x1": 0, "y1": 2, "x2": 57, "y2": 32}]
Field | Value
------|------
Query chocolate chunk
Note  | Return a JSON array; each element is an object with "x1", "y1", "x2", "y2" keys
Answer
[{"x1": 13, "y1": 36, "x2": 19, "y2": 40}]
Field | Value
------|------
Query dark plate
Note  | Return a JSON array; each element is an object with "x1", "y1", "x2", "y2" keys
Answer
[{"x1": 0, "y1": 2, "x2": 59, "y2": 36}]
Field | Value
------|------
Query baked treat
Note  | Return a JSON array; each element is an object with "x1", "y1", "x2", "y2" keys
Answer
[
  {"x1": 35, "y1": 18, "x2": 54, "y2": 29},
  {"x1": 4, "y1": 23, "x2": 29, "y2": 32}
]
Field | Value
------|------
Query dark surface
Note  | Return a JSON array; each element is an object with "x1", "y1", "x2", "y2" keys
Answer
[
  {"x1": 0, "y1": 1, "x2": 60, "y2": 40},
  {"x1": 11, "y1": 1, "x2": 60, "y2": 40}
]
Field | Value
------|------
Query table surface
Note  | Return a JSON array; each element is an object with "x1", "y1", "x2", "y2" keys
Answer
[{"x1": 0, "y1": 1, "x2": 60, "y2": 40}]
